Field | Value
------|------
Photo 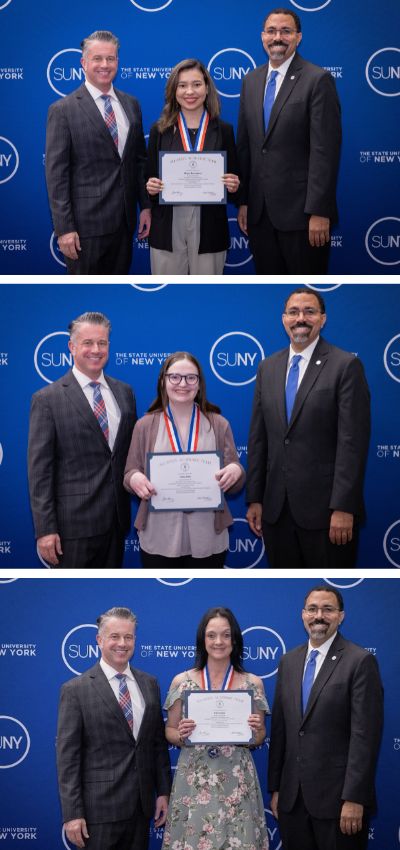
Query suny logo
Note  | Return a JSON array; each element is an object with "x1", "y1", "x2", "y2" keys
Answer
[
  {"x1": 208, "y1": 48, "x2": 256, "y2": 98},
  {"x1": 0, "y1": 716, "x2": 30, "y2": 769},
  {"x1": 210, "y1": 331, "x2": 264, "y2": 386},
  {"x1": 50, "y1": 232, "x2": 67, "y2": 267},
  {"x1": 242, "y1": 626, "x2": 286, "y2": 678},
  {"x1": 383, "y1": 333, "x2": 400, "y2": 383},
  {"x1": 290, "y1": 0, "x2": 331, "y2": 9},
  {"x1": 365, "y1": 48, "x2": 400, "y2": 97},
  {"x1": 61, "y1": 624, "x2": 99, "y2": 675},
  {"x1": 383, "y1": 519, "x2": 400, "y2": 568},
  {"x1": 129, "y1": 0, "x2": 173, "y2": 10},
  {"x1": 365, "y1": 217, "x2": 400, "y2": 265},
  {"x1": 47, "y1": 48, "x2": 83, "y2": 97},
  {"x1": 226, "y1": 217, "x2": 253, "y2": 267},
  {"x1": 224, "y1": 518, "x2": 266, "y2": 569},
  {"x1": 34, "y1": 331, "x2": 71, "y2": 384},
  {"x1": 0, "y1": 137, "x2": 19, "y2": 184}
]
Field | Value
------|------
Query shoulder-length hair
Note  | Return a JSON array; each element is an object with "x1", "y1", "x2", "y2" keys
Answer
[
  {"x1": 157, "y1": 58, "x2": 220, "y2": 133},
  {"x1": 147, "y1": 351, "x2": 220, "y2": 417},
  {"x1": 194, "y1": 607, "x2": 245, "y2": 672}
]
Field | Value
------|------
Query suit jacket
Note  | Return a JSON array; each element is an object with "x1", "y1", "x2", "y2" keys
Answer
[
  {"x1": 28, "y1": 370, "x2": 137, "y2": 539},
  {"x1": 45, "y1": 84, "x2": 148, "y2": 238},
  {"x1": 268, "y1": 633, "x2": 383, "y2": 818},
  {"x1": 56, "y1": 662, "x2": 171, "y2": 824},
  {"x1": 246, "y1": 338, "x2": 371, "y2": 529},
  {"x1": 146, "y1": 118, "x2": 240, "y2": 253},
  {"x1": 236, "y1": 54, "x2": 341, "y2": 230}
]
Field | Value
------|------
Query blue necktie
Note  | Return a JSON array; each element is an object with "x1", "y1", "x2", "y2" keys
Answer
[
  {"x1": 89, "y1": 381, "x2": 109, "y2": 442},
  {"x1": 285, "y1": 354, "x2": 302, "y2": 422},
  {"x1": 115, "y1": 674, "x2": 134, "y2": 732},
  {"x1": 264, "y1": 70, "x2": 278, "y2": 131},
  {"x1": 101, "y1": 94, "x2": 119, "y2": 149},
  {"x1": 302, "y1": 649, "x2": 319, "y2": 714}
]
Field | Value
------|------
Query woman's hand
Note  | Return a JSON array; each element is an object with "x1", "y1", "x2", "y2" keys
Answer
[
  {"x1": 129, "y1": 471, "x2": 157, "y2": 499},
  {"x1": 146, "y1": 177, "x2": 163, "y2": 196},
  {"x1": 222, "y1": 173, "x2": 240, "y2": 193},
  {"x1": 247, "y1": 713, "x2": 263, "y2": 732},
  {"x1": 215, "y1": 463, "x2": 242, "y2": 492},
  {"x1": 177, "y1": 718, "x2": 196, "y2": 740}
]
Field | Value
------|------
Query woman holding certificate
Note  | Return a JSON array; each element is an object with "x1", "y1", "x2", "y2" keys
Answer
[
  {"x1": 123, "y1": 352, "x2": 245, "y2": 568},
  {"x1": 161, "y1": 606, "x2": 269, "y2": 850},
  {"x1": 145, "y1": 58, "x2": 240, "y2": 275}
]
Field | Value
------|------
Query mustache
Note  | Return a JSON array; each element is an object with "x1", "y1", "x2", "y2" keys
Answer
[
  {"x1": 293, "y1": 323, "x2": 312, "y2": 330},
  {"x1": 310, "y1": 619, "x2": 329, "y2": 626}
]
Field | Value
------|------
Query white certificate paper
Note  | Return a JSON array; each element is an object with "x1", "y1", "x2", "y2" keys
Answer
[
  {"x1": 147, "y1": 451, "x2": 223, "y2": 512},
  {"x1": 159, "y1": 151, "x2": 227, "y2": 204},
  {"x1": 184, "y1": 690, "x2": 254, "y2": 745}
]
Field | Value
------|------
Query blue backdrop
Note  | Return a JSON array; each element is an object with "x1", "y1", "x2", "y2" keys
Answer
[
  {"x1": 0, "y1": 576, "x2": 399, "y2": 850},
  {"x1": 0, "y1": 282, "x2": 399, "y2": 568},
  {"x1": 0, "y1": 0, "x2": 399, "y2": 273}
]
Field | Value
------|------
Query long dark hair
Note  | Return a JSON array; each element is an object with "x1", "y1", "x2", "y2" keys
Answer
[
  {"x1": 195, "y1": 607, "x2": 245, "y2": 672},
  {"x1": 157, "y1": 58, "x2": 220, "y2": 133},
  {"x1": 147, "y1": 351, "x2": 220, "y2": 417}
]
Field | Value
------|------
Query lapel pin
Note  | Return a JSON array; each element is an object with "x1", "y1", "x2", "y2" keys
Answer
[
  {"x1": 290, "y1": 75, "x2": 295, "y2": 80},
  {"x1": 331, "y1": 655, "x2": 337, "y2": 660},
  {"x1": 316, "y1": 360, "x2": 321, "y2": 365}
]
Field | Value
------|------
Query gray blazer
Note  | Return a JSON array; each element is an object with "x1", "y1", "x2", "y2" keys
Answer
[
  {"x1": 28, "y1": 370, "x2": 137, "y2": 539},
  {"x1": 56, "y1": 663, "x2": 171, "y2": 824},
  {"x1": 45, "y1": 84, "x2": 148, "y2": 238},
  {"x1": 268, "y1": 633, "x2": 383, "y2": 817}
]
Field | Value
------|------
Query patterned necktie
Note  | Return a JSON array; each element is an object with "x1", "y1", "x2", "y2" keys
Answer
[
  {"x1": 89, "y1": 381, "x2": 109, "y2": 442},
  {"x1": 101, "y1": 94, "x2": 119, "y2": 149},
  {"x1": 302, "y1": 649, "x2": 319, "y2": 714},
  {"x1": 264, "y1": 70, "x2": 278, "y2": 130},
  {"x1": 285, "y1": 354, "x2": 302, "y2": 422},
  {"x1": 115, "y1": 673, "x2": 134, "y2": 732}
]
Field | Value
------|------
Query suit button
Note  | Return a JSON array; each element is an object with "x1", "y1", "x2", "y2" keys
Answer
[
  {"x1": 284, "y1": 438, "x2": 290, "y2": 445},
  {"x1": 299, "y1": 731, "x2": 305, "y2": 736}
]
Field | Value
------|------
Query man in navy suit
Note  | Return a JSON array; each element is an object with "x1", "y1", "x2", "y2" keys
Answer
[
  {"x1": 237, "y1": 8, "x2": 341, "y2": 273},
  {"x1": 45, "y1": 30, "x2": 150, "y2": 274},
  {"x1": 268, "y1": 586, "x2": 383, "y2": 850}
]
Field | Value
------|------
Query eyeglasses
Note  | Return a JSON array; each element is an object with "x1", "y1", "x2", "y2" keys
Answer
[
  {"x1": 165, "y1": 373, "x2": 199, "y2": 386},
  {"x1": 263, "y1": 27, "x2": 297, "y2": 37},
  {"x1": 303, "y1": 606, "x2": 341, "y2": 616},
  {"x1": 284, "y1": 308, "x2": 322, "y2": 318}
]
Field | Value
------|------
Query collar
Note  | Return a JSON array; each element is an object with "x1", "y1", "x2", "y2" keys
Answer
[
  {"x1": 306, "y1": 631, "x2": 337, "y2": 661},
  {"x1": 85, "y1": 80, "x2": 117, "y2": 101},
  {"x1": 72, "y1": 365, "x2": 107, "y2": 389},
  {"x1": 289, "y1": 335, "x2": 320, "y2": 365},
  {"x1": 99, "y1": 657, "x2": 134, "y2": 680},
  {"x1": 267, "y1": 52, "x2": 296, "y2": 80}
]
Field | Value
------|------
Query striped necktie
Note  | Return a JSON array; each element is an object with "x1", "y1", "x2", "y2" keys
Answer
[
  {"x1": 89, "y1": 381, "x2": 109, "y2": 442},
  {"x1": 101, "y1": 94, "x2": 119, "y2": 149},
  {"x1": 115, "y1": 673, "x2": 134, "y2": 732}
]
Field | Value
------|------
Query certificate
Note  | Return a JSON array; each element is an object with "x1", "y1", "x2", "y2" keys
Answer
[
  {"x1": 184, "y1": 690, "x2": 254, "y2": 745},
  {"x1": 147, "y1": 451, "x2": 223, "y2": 512},
  {"x1": 159, "y1": 151, "x2": 227, "y2": 204}
]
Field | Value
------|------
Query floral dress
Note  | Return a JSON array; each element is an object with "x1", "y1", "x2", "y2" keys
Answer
[{"x1": 162, "y1": 672, "x2": 269, "y2": 850}]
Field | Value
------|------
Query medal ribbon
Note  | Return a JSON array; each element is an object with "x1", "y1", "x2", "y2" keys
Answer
[
  {"x1": 164, "y1": 403, "x2": 200, "y2": 453},
  {"x1": 177, "y1": 109, "x2": 209, "y2": 152},
  {"x1": 201, "y1": 663, "x2": 234, "y2": 691}
]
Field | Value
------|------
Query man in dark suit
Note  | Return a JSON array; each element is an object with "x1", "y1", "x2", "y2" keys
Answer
[
  {"x1": 246, "y1": 288, "x2": 371, "y2": 568},
  {"x1": 28, "y1": 311, "x2": 136, "y2": 568},
  {"x1": 236, "y1": 8, "x2": 341, "y2": 273},
  {"x1": 268, "y1": 586, "x2": 383, "y2": 850},
  {"x1": 57, "y1": 606, "x2": 171, "y2": 850},
  {"x1": 45, "y1": 30, "x2": 150, "y2": 274}
]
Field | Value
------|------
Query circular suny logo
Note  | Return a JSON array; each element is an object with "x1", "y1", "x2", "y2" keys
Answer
[
  {"x1": 306, "y1": 283, "x2": 342, "y2": 292},
  {"x1": 323, "y1": 577, "x2": 364, "y2": 589},
  {"x1": 365, "y1": 217, "x2": 400, "y2": 266},
  {"x1": 34, "y1": 331, "x2": 71, "y2": 384},
  {"x1": 226, "y1": 218, "x2": 253, "y2": 268},
  {"x1": 383, "y1": 520, "x2": 400, "y2": 568},
  {"x1": 0, "y1": 716, "x2": 30, "y2": 769},
  {"x1": 50, "y1": 232, "x2": 66, "y2": 267},
  {"x1": 0, "y1": 442, "x2": 3, "y2": 465},
  {"x1": 265, "y1": 808, "x2": 282, "y2": 850},
  {"x1": 383, "y1": 333, "x2": 400, "y2": 383},
  {"x1": 290, "y1": 0, "x2": 331, "y2": 8},
  {"x1": 0, "y1": 0, "x2": 13, "y2": 9},
  {"x1": 365, "y1": 48, "x2": 400, "y2": 97},
  {"x1": 0, "y1": 136, "x2": 19, "y2": 185},
  {"x1": 47, "y1": 48, "x2": 84, "y2": 98},
  {"x1": 208, "y1": 48, "x2": 256, "y2": 98},
  {"x1": 129, "y1": 0, "x2": 173, "y2": 10},
  {"x1": 224, "y1": 518, "x2": 266, "y2": 569},
  {"x1": 61, "y1": 624, "x2": 99, "y2": 675},
  {"x1": 210, "y1": 331, "x2": 264, "y2": 386},
  {"x1": 241, "y1": 625, "x2": 286, "y2": 679},
  {"x1": 156, "y1": 578, "x2": 193, "y2": 586},
  {"x1": 130, "y1": 283, "x2": 168, "y2": 291}
]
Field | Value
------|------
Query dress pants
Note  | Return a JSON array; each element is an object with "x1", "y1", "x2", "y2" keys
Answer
[
  {"x1": 65, "y1": 218, "x2": 133, "y2": 275},
  {"x1": 150, "y1": 205, "x2": 226, "y2": 275},
  {"x1": 83, "y1": 806, "x2": 150, "y2": 850},
  {"x1": 248, "y1": 205, "x2": 330, "y2": 274},
  {"x1": 53, "y1": 522, "x2": 125, "y2": 569},
  {"x1": 278, "y1": 788, "x2": 370, "y2": 850}
]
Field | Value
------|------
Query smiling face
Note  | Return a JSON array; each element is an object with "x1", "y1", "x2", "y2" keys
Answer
[
  {"x1": 261, "y1": 12, "x2": 302, "y2": 68},
  {"x1": 282, "y1": 292, "x2": 326, "y2": 352},
  {"x1": 164, "y1": 357, "x2": 200, "y2": 407},
  {"x1": 96, "y1": 616, "x2": 136, "y2": 672},
  {"x1": 204, "y1": 616, "x2": 233, "y2": 663},
  {"x1": 302, "y1": 590, "x2": 345, "y2": 647},
  {"x1": 68, "y1": 322, "x2": 110, "y2": 380},
  {"x1": 81, "y1": 39, "x2": 118, "y2": 93},
  {"x1": 175, "y1": 67, "x2": 208, "y2": 118}
]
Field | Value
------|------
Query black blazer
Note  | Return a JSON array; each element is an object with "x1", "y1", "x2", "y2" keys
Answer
[{"x1": 146, "y1": 117, "x2": 239, "y2": 253}]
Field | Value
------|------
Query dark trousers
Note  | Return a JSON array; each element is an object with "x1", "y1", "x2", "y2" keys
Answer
[
  {"x1": 140, "y1": 550, "x2": 227, "y2": 569},
  {"x1": 278, "y1": 788, "x2": 370, "y2": 850},
  {"x1": 248, "y1": 206, "x2": 330, "y2": 274},
  {"x1": 53, "y1": 524, "x2": 125, "y2": 569},
  {"x1": 84, "y1": 805, "x2": 150, "y2": 850},
  {"x1": 262, "y1": 499, "x2": 359, "y2": 569},
  {"x1": 65, "y1": 218, "x2": 133, "y2": 275}
]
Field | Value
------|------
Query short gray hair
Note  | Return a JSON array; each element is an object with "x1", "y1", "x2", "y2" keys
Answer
[
  {"x1": 96, "y1": 607, "x2": 137, "y2": 635},
  {"x1": 81, "y1": 31, "x2": 120, "y2": 57},
  {"x1": 68, "y1": 311, "x2": 111, "y2": 340}
]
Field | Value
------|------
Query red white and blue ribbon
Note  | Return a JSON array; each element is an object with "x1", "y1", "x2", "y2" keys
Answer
[
  {"x1": 164, "y1": 403, "x2": 200, "y2": 453},
  {"x1": 177, "y1": 109, "x2": 209, "y2": 152},
  {"x1": 201, "y1": 663, "x2": 234, "y2": 691}
]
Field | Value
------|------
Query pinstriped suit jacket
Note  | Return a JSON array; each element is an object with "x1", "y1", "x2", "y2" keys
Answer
[
  {"x1": 45, "y1": 84, "x2": 148, "y2": 238},
  {"x1": 56, "y1": 662, "x2": 171, "y2": 824},
  {"x1": 28, "y1": 370, "x2": 137, "y2": 539}
]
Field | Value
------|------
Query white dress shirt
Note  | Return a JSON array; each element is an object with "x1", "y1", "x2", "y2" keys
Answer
[
  {"x1": 85, "y1": 80, "x2": 130, "y2": 157},
  {"x1": 286, "y1": 336, "x2": 320, "y2": 389},
  {"x1": 72, "y1": 365, "x2": 121, "y2": 450},
  {"x1": 265, "y1": 53, "x2": 296, "y2": 100},
  {"x1": 100, "y1": 657, "x2": 145, "y2": 739},
  {"x1": 303, "y1": 632, "x2": 338, "y2": 683}
]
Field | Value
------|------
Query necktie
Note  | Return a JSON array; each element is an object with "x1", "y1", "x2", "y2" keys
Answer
[
  {"x1": 101, "y1": 94, "x2": 119, "y2": 149},
  {"x1": 89, "y1": 381, "x2": 109, "y2": 442},
  {"x1": 285, "y1": 354, "x2": 302, "y2": 422},
  {"x1": 115, "y1": 674, "x2": 134, "y2": 732},
  {"x1": 264, "y1": 70, "x2": 278, "y2": 131},
  {"x1": 302, "y1": 649, "x2": 319, "y2": 713}
]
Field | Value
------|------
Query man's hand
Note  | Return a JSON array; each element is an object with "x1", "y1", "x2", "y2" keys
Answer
[
  {"x1": 308, "y1": 215, "x2": 330, "y2": 248},
  {"x1": 237, "y1": 204, "x2": 248, "y2": 235},
  {"x1": 329, "y1": 511, "x2": 354, "y2": 545},
  {"x1": 270, "y1": 791, "x2": 279, "y2": 820},
  {"x1": 154, "y1": 795, "x2": 169, "y2": 828},
  {"x1": 246, "y1": 502, "x2": 263, "y2": 537},
  {"x1": 37, "y1": 533, "x2": 63, "y2": 565},
  {"x1": 64, "y1": 818, "x2": 89, "y2": 848},
  {"x1": 340, "y1": 801, "x2": 364, "y2": 835},
  {"x1": 58, "y1": 231, "x2": 81, "y2": 260},
  {"x1": 138, "y1": 209, "x2": 151, "y2": 239}
]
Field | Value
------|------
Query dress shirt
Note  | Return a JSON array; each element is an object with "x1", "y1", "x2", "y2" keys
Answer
[
  {"x1": 264, "y1": 53, "x2": 296, "y2": 101},
  {"x1": 72, "y1": 365, "x2": 121, "y2": 450},
  {"x1": 286, "y1": 336, "x2": 320, "y2": 389},
  {"x1": 303, "y1": 632, "x2": 338, "y2": 682},
  {"x1": 100, "y1": 657, "x2": 145, "y2": 738},
  {"x1": 85, "y1": 80, "x2": 129, "y2": 157}
]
